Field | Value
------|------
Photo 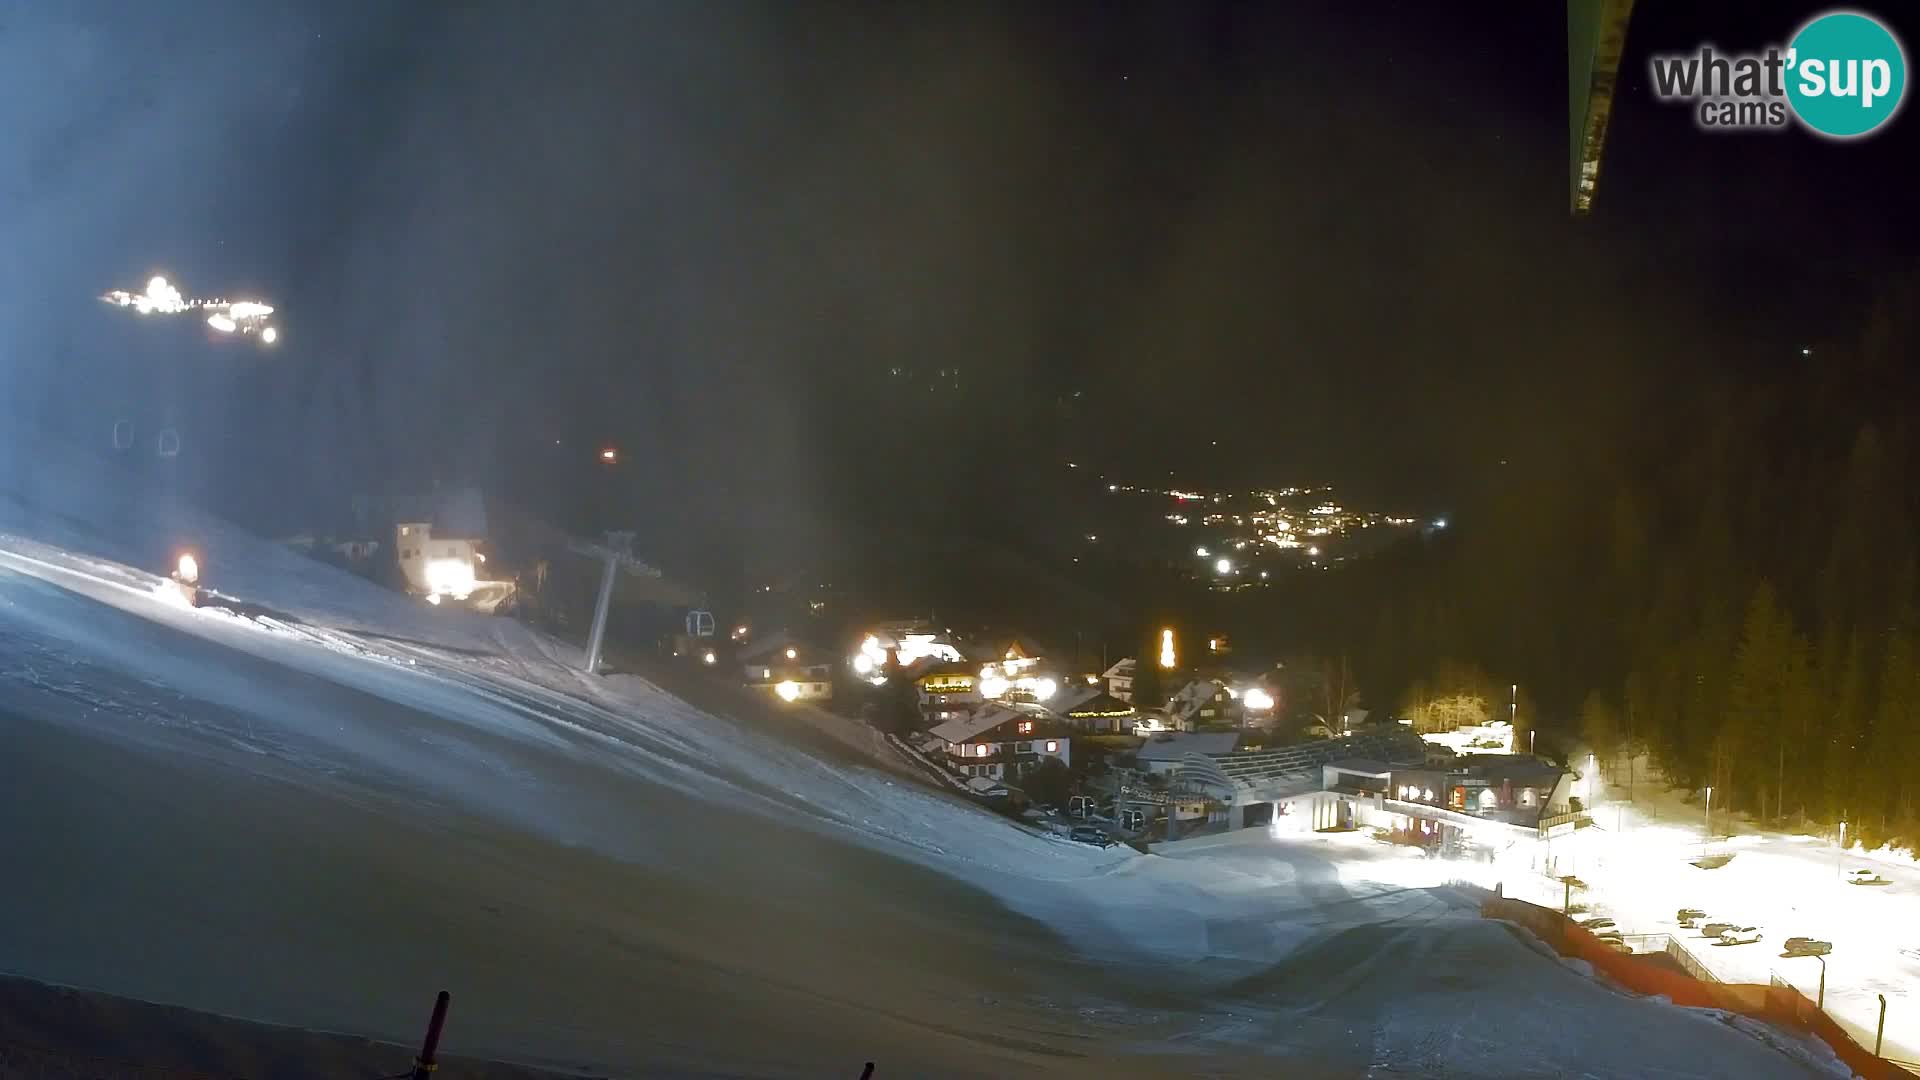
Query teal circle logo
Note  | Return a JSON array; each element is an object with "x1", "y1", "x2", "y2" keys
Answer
[{"x1": 1786, "y1": 11, "x2": 1907, "y2": 138}]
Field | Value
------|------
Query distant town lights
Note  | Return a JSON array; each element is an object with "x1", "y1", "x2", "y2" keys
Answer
[
  {"x1": 1195, "y1": 546, "x2": 1210, "y2": 557},
  {"x1": 1214, "y1": 557, "x2": 1232, "y2": 574},
  {"x1": 600, "y1": 448, "x2": 618, "y2": 463}
]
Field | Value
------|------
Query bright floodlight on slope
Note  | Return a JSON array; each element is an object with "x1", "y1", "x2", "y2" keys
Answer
[
  {"x1": 1021, "y1": 676, "x2": 1056, "y2": 702},
  {"x1": 103, "y1": 275, "x2": 278, "y2": 342},
  {"x1": 175, "y1": 553, "x2": 200, "y2": 585},
  {"x1": 703, "y1": 650, "x2": 717, "y2": 665},
  {"x1": 1244, "y1": 687, "x2": 1275, "y2": 711},
  {"x1": 776, "y1": 680, "x2": 801, "y2": 702},
  {"x1": 424, "y1": 557, "x2": 476, "y2": 599}
]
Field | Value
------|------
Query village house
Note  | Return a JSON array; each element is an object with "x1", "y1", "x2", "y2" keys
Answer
[
  {"x1": 1101, "y1": 657, "x2": 1136, "y2": 702},
  {"x1": 1166, "y1": 678, "x2": 1239, "y2": 731},
  {"x1": 1048, "y1": 684, "x2": 1138, "y2": 733},
  {"x1": 928, "y1": 705, "x2": 1073, "y2": 783},
  {"x1": 738, "y1": 631, "x2": 835, "y2": 703}
]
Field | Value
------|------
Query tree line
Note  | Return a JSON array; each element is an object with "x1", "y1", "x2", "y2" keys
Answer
[{"x1": 1272, "y1": 274, "x2": 1920, "y2": 852}]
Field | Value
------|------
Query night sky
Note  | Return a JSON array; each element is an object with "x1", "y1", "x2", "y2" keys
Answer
[{"x1": 2, "y1": 1, "x2": 1911, "y2": 568}]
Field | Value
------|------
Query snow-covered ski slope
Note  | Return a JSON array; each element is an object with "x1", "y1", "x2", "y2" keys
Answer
[{"x1": 0, "y1": 470, "x2": 1850, "y2": 1077}]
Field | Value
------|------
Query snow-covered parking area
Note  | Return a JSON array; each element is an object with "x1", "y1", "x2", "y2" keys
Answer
[{"x1": 1510, "y1": 765, "x2": 1920, "y2": 1068}]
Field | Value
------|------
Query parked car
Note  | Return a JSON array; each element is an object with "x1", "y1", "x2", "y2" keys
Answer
[
  {"x1": 1677, "y1": 908, "x2": 1708, "y2": 927},
  {"x1": 1719, "y1": 926, "x2": 1763, "y2": 946},
  {"x1": 1700, "y1": 922, "x2": 1738, "y2": 939},
  {"x1": 1069, "y1": 825, "x2": 1116, "y2": 848},
  {"x1": 1783, "y1": 937, "x2": 1833, "y2": 957},
  {"x1": 1848, "y1": 868, "x2": 1891, "y2": 886},
  {"x1": 1578, "y1": 917, "x2": 1617, "y2": 932}
]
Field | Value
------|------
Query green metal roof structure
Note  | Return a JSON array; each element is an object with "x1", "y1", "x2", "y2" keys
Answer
[{"x1": 1568, "y1": 0, "x2": 1637, "y2": 215}]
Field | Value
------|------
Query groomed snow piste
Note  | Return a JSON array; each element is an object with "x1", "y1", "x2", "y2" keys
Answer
[{"x1": 0, "y1": 468, "x2": 1854, "y2": 1078}]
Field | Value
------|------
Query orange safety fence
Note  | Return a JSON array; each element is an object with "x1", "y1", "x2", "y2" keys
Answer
[{"x1": 1483, "y1": 898, "x2": 1903, "y2": 1079}]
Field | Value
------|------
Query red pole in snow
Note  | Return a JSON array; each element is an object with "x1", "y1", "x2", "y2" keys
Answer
[{"x1": 411, "y1": 991, "x2": 451, "y2": 1080}]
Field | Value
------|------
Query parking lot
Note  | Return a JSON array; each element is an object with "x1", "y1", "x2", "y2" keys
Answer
[{"x1": 1505, "y1": 770, "x2": 1920, "y2": 1065}]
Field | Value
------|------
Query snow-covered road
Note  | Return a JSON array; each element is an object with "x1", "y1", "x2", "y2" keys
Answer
[{"x1": 0, "y1": 482, "x2": 1856, "y2": 1076}]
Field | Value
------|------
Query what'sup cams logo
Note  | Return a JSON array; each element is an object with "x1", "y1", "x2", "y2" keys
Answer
[{"x1": 1650, "y1": 9, "x2": 1907, "y2": 138}]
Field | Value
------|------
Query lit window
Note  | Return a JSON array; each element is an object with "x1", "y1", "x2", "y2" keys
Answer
[
  {"x1": 974, "y1": 744, "x2": 989, "y2": 758},
  {"x1": 1422, "y1": 788, "x2": 1434, "y2": 802},
  {"x1": 1045, "y1": 740, "x2": 1059, "y2": 753},
  {"x1": 1479, "y1": 789, "x2": 1500, "y2": 811},
  {"x1": 1018, "y1": 720, "x2": 1033, "y2": 734}
]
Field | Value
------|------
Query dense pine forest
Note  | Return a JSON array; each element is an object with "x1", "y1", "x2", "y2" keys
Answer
[{"x1": 1311, "y1": 274, "x2": 1920, "y2": 852}]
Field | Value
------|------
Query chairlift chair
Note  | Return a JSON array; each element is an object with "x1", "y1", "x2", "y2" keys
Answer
[
  {"x1": 156, "y1": 428, "x2": 181, "y2": 458},
  {"x1": 686, "y1": 610, "x2": 715, "y2": 638},
  {"x1": 111, "y1": 420, "x2": 134, "y2": 450}
]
